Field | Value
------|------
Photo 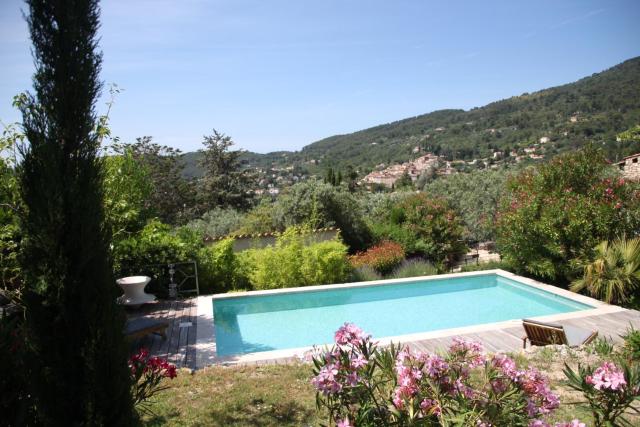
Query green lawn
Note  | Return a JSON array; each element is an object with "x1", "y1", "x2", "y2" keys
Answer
[
  {"x1": 144, "y1": 347, "x2": 638, "y2": 426},
  {"x1": 143, "y1": 363, "x2": 321, "y2": 426}
]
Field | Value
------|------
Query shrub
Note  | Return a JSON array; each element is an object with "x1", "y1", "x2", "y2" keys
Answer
[
  {"x1": 587, "y1": 337, "x2": 615, "y2": 358},
  {"x1": 311, "y1": 323, "x2": 583, "y2": 426},
  {"x1": 0, "y1": 126, "x2": 23, "y2": 296},
  {"x1": 0, "y1": 223, "x2": 22, "y2": 295},
  {"x1": 0, "y1": 314, "x2": 37, "y2": 425},
  {"x1": 564, "y1": 360, "x2": 640, "y2": 426},
  {"x1": 372, "y1": 193, "x2": 467, "y2": 267},
  {"x1": 369, "y1": 221, "x2": 419, "y2": 255},
  {"x1": 423, "y1": 168, "x2": 511, "y2": 242},
  {"x1": 114, "y1": 220, "x2": 201, "y2": 274},
  {"x1": 497, "y1": 146, "x2": 640, "y2": 284},
  {"x1": 186, "y1": 207, "x2": 245, "y2": 238},
  {"x1": 241, "y1": 227, "x2": 351, "y2": 290},
  {"x1": 197, "y1": 238, "x2": 248, "y2": 293},
  {"x1": 128, "y1": 348, "x2": 177, "y2": 415},
  {"x1": 113, "y1": 220, "x2": 202, "y2": 295},
  {"x1": 300, "y1": 240, "x2": 353, "y2": 286},
  {"x1": 349, "y1": 241, "x2": 405, "y2": 275},
  {"x1": 350, "y1": 265, "x2": 382, "y2": 282},
  {"x1": 571, "y1": 237, "x2": 640, "y2": 305},
  {"x1": 103, "y1": 150, "x2": 153, "y2": 241},
  {"x1": 460, "y1": 259, "x2": 514, "y2": 273},
  {"x1": 389, "y1": 259, "x2": 438, "y2": 279},
  {"x1": 272, "y1": 181, "x2": 373, "y2": 253},
  {"x1": 622, "y1": 325, "x2": 640, "y2": 361}
]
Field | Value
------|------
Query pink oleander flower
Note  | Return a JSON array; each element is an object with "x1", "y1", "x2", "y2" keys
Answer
[
  {"x1": 420, "y1": 398, "x2": 441, "y2": 415},
  {"x1": 449, "y1": 337, "x2": 486, "y2": 367},
  {"x1": 554, "y1": 420, "x2": 586, "y2": 427},
  {"x1": 349, "y1": 353, "x2": 368, "y2": 369},
  {"x1": 337, "y1": 417, "x2": 353, "y2": 427},
  {"x1": 421, "y1": 353, "x2": 449, "y2": 379},
  {"x1": 323, "y1": 348, "x2": 341, "y2": 364},
  {"x1": 491, "y1": 354, "x2": 519, "y2": 380},
  {"x1": 586, "y1": 362, "x2": 627, "y2": 391},
  {"x1": 490, "y1": 354, "x2": 520, "y2": 394},
  {"x1": 393, "y1": 347, "x2": 425, "y2": 408},
  {"x1": 334, "y1": 322, "x2": 369, "y2": 346},
  {"x1": 453, "y1": 377, "x2": 475, "y2": 399},
  {"x1": 518, "y1": 368, "x2": 559, "y2": 416},
  {"x1": 346, "y1": 371, "x2": 359, "y2": 387},
  {"x1": 311, "y1": 363, "x2": 343, "y2": 395}
]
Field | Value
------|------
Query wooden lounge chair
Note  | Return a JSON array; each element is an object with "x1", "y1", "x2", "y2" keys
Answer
[
  {"x1": 522, "y1": 318, "x2": 598, "y2": 349},
  {"x1": 124, "y1": 317, "x2": 169, "y2": 341}
]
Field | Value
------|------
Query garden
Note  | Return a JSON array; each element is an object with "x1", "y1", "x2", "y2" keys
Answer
[
  {"x1": 137, "y1": 323, "x2": 640, "y2": 426},
  {"x1": 1, "y1": 1, "x2": 640, "y2": 426}
]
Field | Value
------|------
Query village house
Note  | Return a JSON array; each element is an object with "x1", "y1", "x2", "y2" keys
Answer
[
  {"x1": 361, "y1": 154, "x2": 441, "y2": 188},
  {"x1": 617, "y1": 153, "x2": 640, "y2": 180}
]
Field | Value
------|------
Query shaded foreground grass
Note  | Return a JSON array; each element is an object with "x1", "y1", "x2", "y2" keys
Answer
[
  {"x1": 144, "y1": 346, "x2": 638, "y2": 426},
  {"x1": 142, "y1": 363, "x2": 320, "y2": 426}
]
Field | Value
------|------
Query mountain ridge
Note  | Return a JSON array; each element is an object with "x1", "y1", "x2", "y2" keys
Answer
[{"x1": 182, "y1": 56, "x2": 640, "y2": 178}]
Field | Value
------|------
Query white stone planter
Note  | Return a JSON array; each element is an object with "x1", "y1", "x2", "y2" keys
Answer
[{"x1": 116, "y1": 276, "x2": 156, "y2": 308}]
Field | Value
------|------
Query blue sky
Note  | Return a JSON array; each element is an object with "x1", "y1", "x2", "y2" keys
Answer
[{"x1": 1, "y1": 0, "x2": 639, "y2": 153}]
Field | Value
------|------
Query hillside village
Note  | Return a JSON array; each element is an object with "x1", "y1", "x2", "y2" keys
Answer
[
  {"x1": 249, "y1": 129, "x2": 633, "y2": 193},
  {"x1": 358, "y1": 135, "x2": 554, "y2": 188}
]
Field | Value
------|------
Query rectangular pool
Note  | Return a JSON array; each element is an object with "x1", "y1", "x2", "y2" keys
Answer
[{"x1": 212, "y1": 272, "x2": 593, "y2": 357}]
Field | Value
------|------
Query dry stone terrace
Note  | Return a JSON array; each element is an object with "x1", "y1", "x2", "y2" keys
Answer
[{"x1": 128, "y1": 297, "x2": 640, "y2": 370}]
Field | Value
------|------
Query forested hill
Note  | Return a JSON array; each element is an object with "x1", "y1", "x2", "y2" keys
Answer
[{"x1": 183, "y1": 56, "x2": 640, "y2": 177}]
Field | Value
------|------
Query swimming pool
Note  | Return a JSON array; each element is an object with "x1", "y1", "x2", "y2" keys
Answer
[{"x1": 212, "y1": 271, "x2": 595, "y2": 357}]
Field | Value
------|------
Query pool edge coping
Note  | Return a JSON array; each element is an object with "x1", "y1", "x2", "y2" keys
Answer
[{"x1": 195, "y1": 269, "x2": 618, "y2": 368}]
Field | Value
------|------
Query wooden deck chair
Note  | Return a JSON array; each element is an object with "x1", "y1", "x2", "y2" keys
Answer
[
  {"x1": 124, "y1": 317, "x2": 169, "y2": 341},
  {"x1": 522, "y1": 319, "x2": 598, "y2": 349}
]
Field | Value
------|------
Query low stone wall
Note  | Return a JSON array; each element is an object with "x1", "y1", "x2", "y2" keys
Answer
[{"x1": 204, "y1": 228, "x2": 340, "y2": 252}]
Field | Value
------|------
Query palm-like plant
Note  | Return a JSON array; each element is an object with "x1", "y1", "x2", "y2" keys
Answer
[{"x1": 571, "y1": 237, "x2": 640, "y2": 305}]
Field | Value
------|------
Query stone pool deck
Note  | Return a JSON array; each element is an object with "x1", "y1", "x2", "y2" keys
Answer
[{"x1": 128, "y1": 292, "x2": 640, "y2": 370}]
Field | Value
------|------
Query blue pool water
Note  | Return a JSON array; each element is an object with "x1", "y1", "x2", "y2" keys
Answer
[{"x1": 213, "y1": 274, "x2": 592, "y2": 356}]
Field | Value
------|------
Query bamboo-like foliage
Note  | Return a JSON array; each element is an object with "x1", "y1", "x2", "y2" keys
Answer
[{"x1": 571, "y1": 238, "x2": 640, "y2": 305}]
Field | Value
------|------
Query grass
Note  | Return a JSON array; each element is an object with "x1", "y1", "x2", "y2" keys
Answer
[
  {"x1": 142, "y1": 364, "x2": 320, "y2": 426},
  {"x1": 144, "y1": 347, "x2": 639, "y2": 426}
]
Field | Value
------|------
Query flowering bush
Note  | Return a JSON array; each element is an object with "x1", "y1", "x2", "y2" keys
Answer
[
  {"x1": 349, "y1": 241, "x2": 405, "y2": 275},
  {"x1": 129, "y1": 348, "x2": 177, "y2": 413},
  {"x1": 497, "y1": 146, "x2": 640, "y2": 283},
  {"x1": 564, "y1": 360, "x2": 640, "y2": 426},
  {"x1": 371, "y1": 194, "x2": 467, "y2": 267},
  {"x1": 311, "y1": 323, "x2": 582, "y2": 426}
]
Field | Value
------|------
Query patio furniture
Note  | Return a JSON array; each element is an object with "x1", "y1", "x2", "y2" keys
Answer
[
  {"x1": 116, "y1": 276, "x2": 156, "y2": 308},
  {"x1": 124, "y1": 317, "x2": 169, "y2": 341},
  {"x1": 522, "y1": 318, "x2": 598, "y2": 348}
]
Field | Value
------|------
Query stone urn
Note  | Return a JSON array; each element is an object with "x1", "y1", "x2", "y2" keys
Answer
[{"x1": 116, "y1": 276, "x2": 156, "y2": 308}]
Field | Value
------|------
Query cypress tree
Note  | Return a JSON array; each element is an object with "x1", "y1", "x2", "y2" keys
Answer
[{"x1": 18, "y1": 0, "x2": 134, "y2": 424}]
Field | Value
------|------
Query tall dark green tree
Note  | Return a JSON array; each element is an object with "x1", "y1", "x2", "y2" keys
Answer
[
  {"x1": 197, "y1": 129, "x2": 255, "y2": 210},
  {"x1": 18, "y1": 0, "x2": 134, "y2": 424}
]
